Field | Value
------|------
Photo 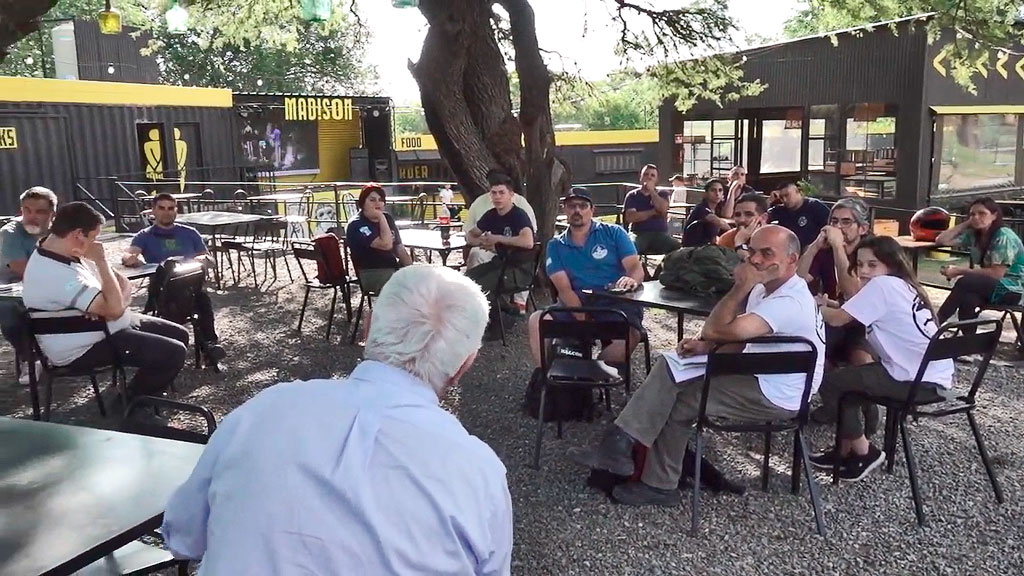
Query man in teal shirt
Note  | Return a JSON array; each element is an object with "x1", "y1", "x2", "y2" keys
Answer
[{"x1": 1, "y1": 186, "x2": 57, "y2": 383}]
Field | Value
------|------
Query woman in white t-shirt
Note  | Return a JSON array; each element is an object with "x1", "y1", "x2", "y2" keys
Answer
[{"x1": 810, "y1": 235, "x2": 955, "y2": 483}]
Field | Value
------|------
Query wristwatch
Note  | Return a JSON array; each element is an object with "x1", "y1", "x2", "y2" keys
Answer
[{"x1": 735, "y1": 243, "x2": 750, "y2": 253}]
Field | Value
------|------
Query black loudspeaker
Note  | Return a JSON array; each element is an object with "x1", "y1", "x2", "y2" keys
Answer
[{"x1": 363, "y1": 106, "x2": 393, "y2": 181}]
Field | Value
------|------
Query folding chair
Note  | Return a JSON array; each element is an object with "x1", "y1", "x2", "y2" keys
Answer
[
  {"x1": 223, "y1": 218, "x2": 294, "y2": 287},
  {"x1": 145, "y1": 260, "x2": 208, "y2": 370},
  {"x1": 292, "y1": 239, "x2": 357, "y2": 340},
  {"x1": 532, "y1": 307, "x2": 633, "y2": 469},
  {"x1": 692, "y1": 336, "x2": 825, "y2": 537},
  {"x1": 25, "y1": 309, "x2": 127, "y2": 421},
  {"x1": 77, "y1": 397, "x2": 218, "y2": 576},
  {"x1": 490, "y1": 243, "x2": 543, "y2": 346},
  {"x1": 983, "y1": 302, "x2": 1024, "y2": 352},
  {"x1": 833, "y1": 318, "x2": 1004, "y2": 527},
  {"x1": 349, "y1": 261, "x2": 381, "y2": 346}
]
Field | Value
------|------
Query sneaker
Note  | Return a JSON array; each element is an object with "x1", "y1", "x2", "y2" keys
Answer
[
  {"x1": 612, "y1": 481, "x2": 679, "y2": 507},
  {"x1": 809, "y1": 446, "x2": 841, "y2": 470},
  {"x1": 838, "y1": 445, "x2": 886, "y2": 483},
  {"x1": 204, "y1": 343, "x2": 227, "y2": 363},
  {"x1": 18, "y1": 361, "x2": 43, "y2": 386}
]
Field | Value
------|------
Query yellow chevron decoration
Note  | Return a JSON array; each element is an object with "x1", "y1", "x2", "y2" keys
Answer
[
  {"x1": 975, "y1": 52, "x2": 989, "y2": 78},
  {"x1": 932, "y1": 45, "x2": 949, "y2": 76},
  {"x1": 995, "y1": 52, "x2": 1009, "y2": 79},
  {"x1": 1017, "y1": 55, "x2": 1024, "y2": 80}
]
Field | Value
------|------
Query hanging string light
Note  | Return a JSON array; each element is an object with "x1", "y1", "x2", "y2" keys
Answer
[
  {"x1": 166, "y1": 0, "x2": 189, "y2": 34},
  {"x1": 98, "y1": 0, "x2": 122, "y2": 34},
  {"x1": 300, "y1": 0, "x2": 333, "y2": 22}
]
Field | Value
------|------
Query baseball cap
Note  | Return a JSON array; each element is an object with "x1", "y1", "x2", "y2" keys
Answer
[{"x1": 562, "y1": 187, "x2": 593, "y2": 205}]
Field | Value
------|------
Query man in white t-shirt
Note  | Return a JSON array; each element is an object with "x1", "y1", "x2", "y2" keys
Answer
[
  {"x1": 22, "y1": 202, "x2": 189, "y2": 398},
  {"x1": 569, "y1": 225, "x2": 825, "y2": 506}
]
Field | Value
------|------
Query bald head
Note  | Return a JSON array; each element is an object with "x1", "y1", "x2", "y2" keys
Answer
[{"x1": 748, "y1": 224, "x2": 801, "y2": 284}]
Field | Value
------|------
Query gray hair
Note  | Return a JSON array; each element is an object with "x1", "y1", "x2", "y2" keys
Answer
[
  {"x1": 831, "y1": 196, "x2": 870, "y2": 226},
  {"x1": 21, "y1": 186, "x2": 58, "y2": 211},
  {"x1": 364, "y1": 265, "x2": 489, "y2": 394},
  {"x1": 783, "y1": 227, "x2": 801, "y2": 257}
]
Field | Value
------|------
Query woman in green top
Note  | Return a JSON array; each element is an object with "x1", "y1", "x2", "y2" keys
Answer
[{"x1": 935, "y1": 197, "x2": 1024, "y2": 326}]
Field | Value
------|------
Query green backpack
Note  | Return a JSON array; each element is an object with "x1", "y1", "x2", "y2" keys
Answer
[{"x1": 658, "y1": 245, "x2": 741, "y2": 296}]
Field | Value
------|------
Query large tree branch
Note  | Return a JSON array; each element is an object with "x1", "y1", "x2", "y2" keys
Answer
[{"x1": 0, "y1": 0, "x2": 57, "y2": 64}]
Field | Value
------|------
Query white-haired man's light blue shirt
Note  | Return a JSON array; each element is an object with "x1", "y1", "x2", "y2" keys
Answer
[{"x1": 162, "y1": 361, "x2": 513, "y2": 575}]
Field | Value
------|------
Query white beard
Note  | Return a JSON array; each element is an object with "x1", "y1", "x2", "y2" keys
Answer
[{"x1": 23, "y1": 223, "x2": 44, "y2": 236}]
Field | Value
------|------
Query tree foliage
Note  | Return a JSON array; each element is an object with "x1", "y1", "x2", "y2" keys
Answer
[
  {"x1": 0, "y1": 0, "x2": 377, "y2": 93},
  {"x1": 783, "y1": 0, "x2": 1024, "y2": 93}
]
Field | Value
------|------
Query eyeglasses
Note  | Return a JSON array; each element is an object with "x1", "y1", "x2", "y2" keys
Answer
[
  {"x1": 829, "y1": 217, "x2": 857, "y2": 227},
  {"x1": 564, "y1": 202, "x2": 591, "y2": 211}
]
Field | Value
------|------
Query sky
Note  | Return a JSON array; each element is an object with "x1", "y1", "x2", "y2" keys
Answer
[{"x1": 357, "y1": 0, "x2": 804, "y2": 103}]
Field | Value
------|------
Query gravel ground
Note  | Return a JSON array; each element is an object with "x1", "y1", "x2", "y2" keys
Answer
[{"x1": 4, "y1": 236, "x2": 1024, "y2": 575}]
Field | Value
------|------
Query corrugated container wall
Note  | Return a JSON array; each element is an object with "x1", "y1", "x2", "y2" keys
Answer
[{"x1": 0, "y1": 102, "x2": 238, "y2": 215}]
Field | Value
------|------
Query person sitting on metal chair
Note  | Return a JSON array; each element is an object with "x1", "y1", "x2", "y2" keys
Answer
[
  {"x1": 568, "y1": 225, "x2": 825, "y2": 506},
  {"x1": 122, "y1": 192, "x2": 226, "y2": 368},
  {"x1": 465, "y1": 170, "x2": 535, "y2": 340},
  {"x1": 813, "y1": 235, "x2": 955, "y2": 483},
  {"x1": 345, "y1": 184, "x2": 413, "y2": 294},
  {"x1": 23, "y1": 202, "x2": 188, "y2": 400}
]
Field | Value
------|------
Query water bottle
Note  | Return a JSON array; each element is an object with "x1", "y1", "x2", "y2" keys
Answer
[{"x1": 439, "y1": 203, "x2": 451, "y2": 226}]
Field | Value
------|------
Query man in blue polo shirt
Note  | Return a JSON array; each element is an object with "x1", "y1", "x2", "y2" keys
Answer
[
  {"x1": 528, "y1": 188, "x2": 646, "y2": 370},
  {"x1": 122, "y1": 193, "x2": 225, "y2": 368},
  {"x1": 622, "y1": 164, "x2": 681, "y2": 255}
]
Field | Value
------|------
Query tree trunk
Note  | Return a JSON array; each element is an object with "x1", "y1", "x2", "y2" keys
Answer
[
  {"x1": 0, "y1": 0, "x2": 56, "y2": 64},
  {"x1": 410, "y1": 0, "x2": 523, "y2": 204},
  {"x1": 411, "y1": 0, "x2": 567, "y2": 240},
  {"x1": 499, "y1": 0, "x2": 569, "y2": 242}
]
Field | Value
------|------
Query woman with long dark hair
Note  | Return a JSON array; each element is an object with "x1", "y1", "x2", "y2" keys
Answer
[
  {"x1": 811, "y1": 236, "x2": 954, "y2": 482},
  {"x1": 935, "y1": 197, "x2": 1024, "y2": 324}
]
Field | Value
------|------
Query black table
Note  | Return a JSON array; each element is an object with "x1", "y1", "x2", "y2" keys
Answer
[
  {"x1": 176, "y1": 211, "x2": 271, "y2": 288},
  {"x1": 584, "y1": 280, "x2": 718, "y2": 340},
  {"x1": 400, "y1": 229, "x2": 468, "y2": 267},
  {"x1": 0, "y1": 418, "x2": 203, "y2": 576}
]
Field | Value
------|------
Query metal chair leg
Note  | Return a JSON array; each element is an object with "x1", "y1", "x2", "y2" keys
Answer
[
  {"x1": 531, "y1": 380, "x2": 549, "y2": 470},
  {"x1": 342, "y1": 284, "x2": 354, "y2": 322},
  {"x1": 28, "y1": 364, "x2": 41, "y2": 421},
  {"x1": 790, "y1": 432, "x2": 802, "y2": 495},
  {"x1": 497, "y1": 300, "x2": 507, "y2": 346},
  {"x1": 798, "y1": 431, "x2": 827, "y2": 537},
  {"x1": 297, "y1": 286, "x2": 311, "y2": 331},
  {"x1": 967, "y1": 411, "x2": 1005, "y2": 504},
  {"x1": 643, "y1": 336, "x2": 652, "y2": 376},
  {"x1": 832, "y1": 397, "x2": 845, "y2": 485},
  {"x1": 690, "y1": 430, "x2": 704, "y2": 537},
  {"x1": 900, "y1": 419, "x2": 927, "y2": 527},
  {"x1": 350, "y1": 294, "x2": 365, "y2": 345},
  {"x1": 884, "y1": 409, "x2": 898, "y2": 473},
  {"x1": 326, "y1": 289, "x2": 337, "y2": 340},
  {"x1": 761, "y1": 431, "x2": 772, "y2": 492},
  {"x1": 90, "y1": 375, "x2": 106, "y2": 418}
]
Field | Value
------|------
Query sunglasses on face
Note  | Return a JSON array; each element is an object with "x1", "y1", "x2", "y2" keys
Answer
[{"x1": 564, "y1": 202, "x2": 591, "y2": 211}]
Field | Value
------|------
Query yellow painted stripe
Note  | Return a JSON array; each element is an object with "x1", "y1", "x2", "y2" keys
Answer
[
  {"x1": 0, "y1": 76, "x2": 233, "y2": 107},
  {"x1": 930, "y1": 105, "x2": 1024, "y2": 115},
  {"x1": 395, "y1": 128, "x2": 658, "y2": 151}
]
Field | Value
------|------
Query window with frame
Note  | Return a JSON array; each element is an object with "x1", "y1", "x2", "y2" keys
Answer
[
  {"x1": 594, "y1": 149, "x2": 642, "y2": 174},
  {"x1": 935, "y1": 114, "x2": 1019, "y2": 196},
  {"x1": 806, "y1": 105, "x2": 840, "y2": 197},
  {"x1": 841, "y1": 103, "x2": 897, "y2": 199},
  {"x1": 759, "y1": 116, "x2": 802, "y2": 174}
]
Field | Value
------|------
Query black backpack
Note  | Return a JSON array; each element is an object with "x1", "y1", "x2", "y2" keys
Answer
[{"x1": 523, "y1": 339, "x2": 597, "y2": 423}]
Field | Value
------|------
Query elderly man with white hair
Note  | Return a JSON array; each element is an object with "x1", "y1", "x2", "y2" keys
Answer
[{"x1": 162, "y1": 265, "x2": 513, "y2": 575}]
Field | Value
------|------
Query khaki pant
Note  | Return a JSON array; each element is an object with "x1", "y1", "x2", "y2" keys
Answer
[
  {"x1": 359, "y1": 268, "x2": 396, "y2": 294},
  {"x1": 615, "y1": 356, "x2": 796, "y2": 490}
]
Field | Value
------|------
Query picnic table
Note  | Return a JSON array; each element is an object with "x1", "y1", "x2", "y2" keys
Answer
[
  {"x1": 0, "y1": 417, "x2": 203, "y2": 576},
  {"x1": 400, "y1": 228, "x2": 468, "y2": 267},
  {"x1": 583, "y1": 280, "x2": 718, "y2": 340}
]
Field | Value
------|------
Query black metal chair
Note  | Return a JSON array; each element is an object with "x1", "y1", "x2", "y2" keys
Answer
[
  {"x1": 692, "y1": 337, "x2": 825, "y2": 537},
  {"x1": 145, "y1": 259, "x2": 207, "y2": 370},
  {"x1": 24, "y1": 309, "x2": 127, "y2": 421},
  {"x1": 832, "y1": 318, "x2": 1004, "y2": 527},
  {"x1": 223, "y1": 218, "x2": 294, "y2": 287},
  {"x1": 292, "y1": 239, "x2": 357, "y2": 340},
  {"x1": 490, "y1": 243, "x2": 543, "y2": 346},
  {"x1": 532, "y1": 307, "x2": 633, "y2": 469},
  {"x1": 348, "y1": 258, "x2": 381, "y2": 346},
  {"x1": 983, "y1": 302, "x2": 1024, "y2": 352},
  {"x1": 77, "y1": 397, "x2": 219, "y2": 576}
]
